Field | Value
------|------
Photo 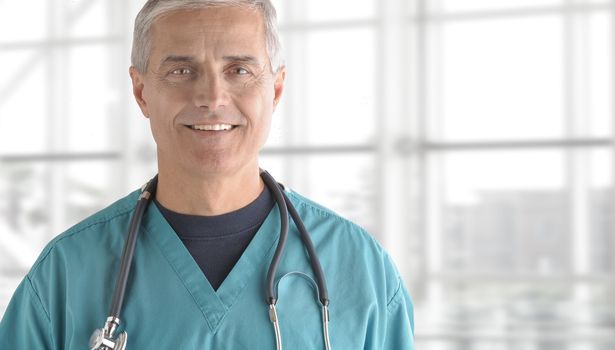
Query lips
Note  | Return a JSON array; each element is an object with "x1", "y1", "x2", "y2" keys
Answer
[{"x1": 189, "y1": 124, "x2": 235, "y2": 131}]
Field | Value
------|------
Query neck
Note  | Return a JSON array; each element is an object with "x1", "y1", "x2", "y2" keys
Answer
[{"x1": 155, "y1": 163, "x2": 264, "y2": 216}]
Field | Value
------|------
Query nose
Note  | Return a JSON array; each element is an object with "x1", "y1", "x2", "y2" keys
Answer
[{"x1": 193, "y1": 72, "x2": 229, "y2": 111}]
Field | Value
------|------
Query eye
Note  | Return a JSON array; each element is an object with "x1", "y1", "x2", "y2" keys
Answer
[
  {"x1": 230, "y1": 67, "x2": 250, "y2": 75},
  {"x1": 170, "y1": 68, "x2": 193, "y2": 75}
]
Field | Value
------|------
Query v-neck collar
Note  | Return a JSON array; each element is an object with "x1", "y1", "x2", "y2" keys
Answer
[{"x1": 142, "y1": 200, "x2": 281, "y2": 332}]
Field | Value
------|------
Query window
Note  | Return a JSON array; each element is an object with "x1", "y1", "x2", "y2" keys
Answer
[
  {"x1": 1, "y1": 1, "x2": 614, "y2": 348},
  {"x1": 413, "y1": 0, "x2": 614, "y2": 348},
  {"x1": 0, "y1": 0, "x2": 136, "y2": 314}
]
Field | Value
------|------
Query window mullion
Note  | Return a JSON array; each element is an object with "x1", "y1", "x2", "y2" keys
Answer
[
  {"x1": 280, "y1": 3, "x2": 308, "y2": 194},
  {"x1": 611, "y1": 0, "x2": 615, "y2": 274},
  {"x1": 47, "y1": 0, "x2": 69, "y2": 240},
  {"x1": 419, "y1": 0, "x2": 448, "y2": 331},
  {"x1": 107, "y1": 0, "x2": 129, "y2": 198},
  {"x1": 564, "y1": 0, "x2": 594, "y2": 327}
]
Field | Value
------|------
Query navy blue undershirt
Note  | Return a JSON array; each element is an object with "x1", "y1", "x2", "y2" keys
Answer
[{"x1": 154, "y1": 187, "x2": 274, "y2": 291}]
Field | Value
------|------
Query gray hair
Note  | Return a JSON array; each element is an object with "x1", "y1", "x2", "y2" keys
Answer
[{"x1": 131, "y1": 0, "x2": 283, "y2": 73}]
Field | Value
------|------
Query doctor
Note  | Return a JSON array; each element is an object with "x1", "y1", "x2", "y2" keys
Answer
[{"x1": 0, "y1": 0, "x2": 415, "y2": 348}]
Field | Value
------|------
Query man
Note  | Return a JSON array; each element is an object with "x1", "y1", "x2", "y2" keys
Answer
[{"x1": 0, "y1": 0, "x2": 415, "y2": 348}]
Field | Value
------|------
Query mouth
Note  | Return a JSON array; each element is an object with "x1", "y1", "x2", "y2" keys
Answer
[{"x1": 185, "y1": 123, "x2": 238, "y2": 132}]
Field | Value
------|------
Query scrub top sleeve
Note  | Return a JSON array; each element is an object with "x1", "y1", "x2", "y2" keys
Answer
[
  {"x1": 383, "y1": 278, "x2": 416, "y2": 349},
  {"x1": 0, "y1": 276, "x2": 54, "y2": 350}
]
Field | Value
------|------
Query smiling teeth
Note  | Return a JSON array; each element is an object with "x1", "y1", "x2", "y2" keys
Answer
[{"x1": 191, "y1": 124, "x2": 233, "y2": 131}]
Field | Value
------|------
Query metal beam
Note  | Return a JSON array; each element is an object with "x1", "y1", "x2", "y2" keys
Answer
[
  {"x1": 279, "y1": 19, "x2": 378, "y2": 32},
  {"x1": 430, "y1": 271, "x2": 615, "y2": 284},
  {"x1": 0, "y1": 138, "x2": 611, "y2": 163},
  {"x1": 261, "y1": 145, "x2": 376, "y2": 155},
  {"x1": 416, "y1": 329, "x2": 615, "y2": 343},
  {"x1": 0, "y1": 152, "x2": 121, "y2": 163},
  {"x1": 419, "y1": 138, "x2": 612, "y2": 152},
  {"x1": 410, "y1": 2, "x2": 611, "y2": 23},
  {"x1": 0, "y1": 36, "x2": 123, "y2": 51}
]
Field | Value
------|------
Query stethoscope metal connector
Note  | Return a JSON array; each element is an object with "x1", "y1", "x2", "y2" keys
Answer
[{"x1": 89, "y1": 317, "x2": 127, "y2": 350}]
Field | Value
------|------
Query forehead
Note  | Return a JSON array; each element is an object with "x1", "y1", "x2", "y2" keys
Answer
[{"x1": 149, "y1": 7, "x2": 266, "y2": 59}]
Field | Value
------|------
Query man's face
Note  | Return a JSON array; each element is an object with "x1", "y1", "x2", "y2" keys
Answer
[{"x1": 130, "y1": 7, "x2": 285, "y2": 178}]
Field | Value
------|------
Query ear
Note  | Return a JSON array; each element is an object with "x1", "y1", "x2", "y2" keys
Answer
[
  {"x1": 129, "y1": 66, "x2": 150, "y2": 118},
  {"x1": 272, "y1": 66, "x2": 286, "y2": 110}
]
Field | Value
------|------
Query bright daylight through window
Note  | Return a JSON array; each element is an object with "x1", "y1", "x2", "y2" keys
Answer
[{"x1": 0, "y1": 0, "x2": 613, "y2": 349}]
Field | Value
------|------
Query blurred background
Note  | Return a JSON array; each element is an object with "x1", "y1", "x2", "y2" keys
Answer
[{"x1": 0, "y1": 0, "x2": 613, "y2": 348}]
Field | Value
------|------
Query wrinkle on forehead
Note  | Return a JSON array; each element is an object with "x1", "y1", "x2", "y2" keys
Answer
[
  {"x1": 152, "y1": 7, "x2": 264, "y2": 44},
  {"x1": 147, "y1": 7, "x2": 267, "y2": 68}
]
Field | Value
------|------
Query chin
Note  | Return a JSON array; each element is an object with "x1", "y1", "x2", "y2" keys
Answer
[{"x1": 187, "y1": 152, "x2": 253, "y2": 178}]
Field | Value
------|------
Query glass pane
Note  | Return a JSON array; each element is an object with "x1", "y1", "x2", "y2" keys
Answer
[
  {"x1": 259, "y1": 153, "x2": 378, "y2": 235},
  {"x1": 264, "y1": 72, "x2": 288, "y2": 148},
  {"x1": 426, "y1": 148, "x2": 615, "y2": 348},
  {"x1": 305, "y1": 0, "x2": 374, "y2": 22},
  {"x1": 67, "y1": 0, "x2": 110, "y2": 38},
  {"x1": 67, "y1": 45, "x2": 116, "y2": 152},
  {"x1": 419, "y1": 342, "x2": 613, "y2": 350},
  {"x1": 258, "y1": 153, "x2": 285, "y2": 177},
  {"x1": 588, "y1": 12, "x2": 613, "y2": 138},
  {"x1": 0, "y1": 160, "x2": 121, "y2": 258},
  {"x1": 65, "y1": 160, "x2": 120, "y2": 225},
  {"x1": 0, "y1": 159, "x2": 122, "y2": 318},
  {"x1": 270, "y1": 0, "x2": 286, "y2": 23},
  {"x1": 276, "y1": 0, "x2": 374, "y2": 23},
  {"x1": 0, "y1": 162, "x2": 52, "y2": 318},
  {"x1": 0, "y1": 50, "x2": 49, "y2": 154},
  {"x1": 439, "y1": 0, "x2": 561, "y2": 13},
  {"x1": 435, "y1": 16, "x2": 565, "y2": 141},
  {"x1": 298, "y1": 28, "x2": 376, "y2": 145},
  {"x1": 0, "y1": 0, "x2": 48, "y2": 42},
  {"x1": 590, "y1": 149, "x2": 613, "y2": 273},
  {"x1": 265, "y1": 113, "x2": 286, "y2": 148},
  {"x1": 0, "y1": 162, "x2": 51, "y2": 265},
  {"x1": 587, "y1": 284, "x2": 615, "y2": 336},
  {"x1": 421, "y1": 282, "x2": 615, "y2": 350},
  {"x1": 439, "y1": 150, "x2": 568, "y2": 274}
]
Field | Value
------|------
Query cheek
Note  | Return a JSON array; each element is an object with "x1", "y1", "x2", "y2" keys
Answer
[
  {"x1": 145, "y1": 77, "x2": 192, "y2": 104},
  {"x1": 236, "y1": 90, "x2": 273, "y2": 131},
  {"x1": 143, "y1": 83, "x2": 190, "y2": 121},
  {"x1": 142, "y1": 86, "x2": 184, "y2": 145},
  {"x1": 236, "y1": 80, "x2": 275, "y2": 112}
]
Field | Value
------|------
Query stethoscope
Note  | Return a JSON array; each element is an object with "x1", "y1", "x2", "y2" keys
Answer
[{"x1": 89, "y1": 170, "x2": 332, "y2": 350}]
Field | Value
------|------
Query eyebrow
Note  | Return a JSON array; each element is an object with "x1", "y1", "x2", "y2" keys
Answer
[
  {"x1": 222, "y1": 55, "x2": 261, "y2": 66},
  {"x1": 158, "y1": 55, "x2": 262, "y2": 68},
  {"x1": 159, "y1": 55, "x2": 194, "y2": 67}
]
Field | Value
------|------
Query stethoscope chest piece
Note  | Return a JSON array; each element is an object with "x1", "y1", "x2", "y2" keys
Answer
[{"x1": 89, "y1": 324, "x2": 127, "y2": 350}]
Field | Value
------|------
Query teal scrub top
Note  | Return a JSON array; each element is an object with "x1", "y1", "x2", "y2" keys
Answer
[{"x1": 0, "y1": 188, "x2": 415, "y2": 349}]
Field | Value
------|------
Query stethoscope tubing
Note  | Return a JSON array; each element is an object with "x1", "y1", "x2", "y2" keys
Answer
[
  {"x1": 281, "y1": 191, "x2": 329, "y2": 306},
  {"x1": 94, "y1": 171, "x2": 331, "y2": 350},
  {"x1": 261, "y1": 170, "x2": 290, "y2": 305},
  {"x1": 108, "y1": 176, "x2": 158, "y2": 319}
]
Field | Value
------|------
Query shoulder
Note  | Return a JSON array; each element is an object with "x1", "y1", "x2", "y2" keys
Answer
[
  {"x1": 27, "y1": 189, "x2": 141, "y2": 277},
  {"x1": 285, "y1": 190, "x2": 373, "y2": 239},
  {"x1": 285, "y1": 190, "x2": 383, "y2": 251},
  {"x1": 285, "y1": 190, "x2": 402, "y2": 301}
]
